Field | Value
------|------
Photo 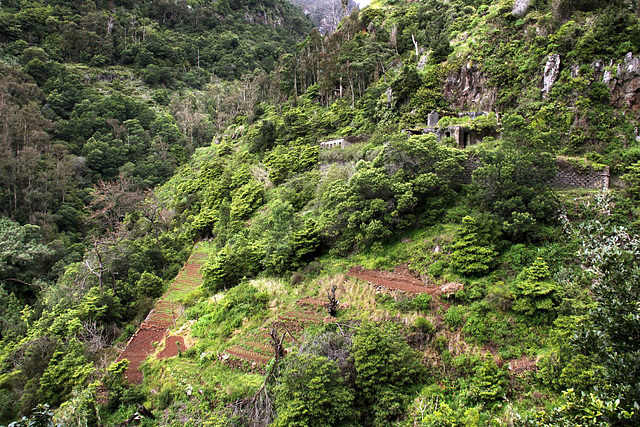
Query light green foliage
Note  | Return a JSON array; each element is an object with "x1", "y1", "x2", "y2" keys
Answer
[
  {"x1": 414, "y1": 317, "x2": 435, "y2": 334},
  {"x1": 512, "y1": 258, "x2": 561, "y2": 317},
  {"x1": 38, "y1": 339, "x2": 93, "y2": 407},
  {"x1": 621, "y1": 161, "x2": 640, "y2": 199},
  {"x1": 449, "y1": 216, "x2": 497, "y2": 276},
  {"x1": 103, "y1": 360, "x2": 129, "y2": 411},
  {"x1": 264, "y1": 144, "x2": 319, "y2": 185},
  {"x1": 444, "y1": 306, "x2": 465, "y2": 330},
  {"x1": 411, "y1": 294, "x2": 433, "y2": 312},
  {"x1": 192, "y1": 283, "x2": 268, "y2": 339},
  {"x1": 274, "y1": 352, "x2": 357, "y2": 427},
  {"x1": 229, "y1": 180, "x2": 264, "y2": 223},
  {"x1": 54, "y1": 383, "x2": 99, "y2": 427},
  {"x1": 201, "y1": 238, "x2": 263, "y2": 291},
  {"x1": 466, "y1": 357, "x2": 508, "y2": 405},
  {"x1": 352, "y1": 322, "x2": 426, "y2": 425}
]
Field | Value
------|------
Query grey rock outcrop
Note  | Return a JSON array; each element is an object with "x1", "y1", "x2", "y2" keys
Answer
[
  {"x1": 512, "y1": 0, "x2": 531, "y2": 17},
  {"x1": 605, "y1": 52, "x2": 640, "y2": 113},
  {"x1": 443, "y1": 62, "x2": 496, "y2": 111},
  {"x1": 542, "y1": 54, "x2": 561, "y2": 97}
]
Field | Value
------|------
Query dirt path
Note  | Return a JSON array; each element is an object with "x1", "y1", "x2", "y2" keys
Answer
[
  {"x1": 347, "y1": 265, "x2": 463, "y2": 297},
  {"x1": 117, "y1": 245, "x2": 209, "y2": 383}
]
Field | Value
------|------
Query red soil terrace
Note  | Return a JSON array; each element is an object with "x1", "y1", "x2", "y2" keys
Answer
[{"x1": 117, "y1": 247, "x2": 207, "y2": 383}]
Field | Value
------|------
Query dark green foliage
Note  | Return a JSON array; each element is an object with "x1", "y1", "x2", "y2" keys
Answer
[
  {"x1": 414, "y1": 317, "x2": 435, "y2": 334},
  {"x1": 136, "y1": 272, "x2": 164, "y2": 299},
  {"x1": 449, "y1": 216, "x2": 498, "y2": 276},
  {"x1": 471, "y1": 146, "x2": 558, "y2": 242},
  {"x1": 352, "y1": 322, "x2": 426, "y2": 425},
  {"x1": 320, "y1": 134, "x2": 466, "y2": 251},
  {"x1": 572, "y1": 256, "x2": 640, "y2": 423},
  {"x1": 274, "y1": 352, "x2": 357, "y2": 427}
]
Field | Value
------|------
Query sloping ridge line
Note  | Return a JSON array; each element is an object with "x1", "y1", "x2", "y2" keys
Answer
[{"x1": 116, "y1": 244, "x2": 208, "y2": 383}]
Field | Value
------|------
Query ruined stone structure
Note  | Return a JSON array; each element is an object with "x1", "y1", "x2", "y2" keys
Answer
[
  {"x1": 318, "y1": 135, "x2": 368, "y2": 149},
  {"x1": 408, "y1": 111, "x2": 500, "y2": 149},
  {"x1": 319, "y1": 138, "x2": 349, "y2": 149}
]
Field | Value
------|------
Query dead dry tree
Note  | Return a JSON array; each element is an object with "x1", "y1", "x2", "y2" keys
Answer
[
  {"x1": 235, "y1": 327, "x2": 286, "y2": 425},
  {"x1": 327, "y1": 284, "x2": 339, "y2": 317}
]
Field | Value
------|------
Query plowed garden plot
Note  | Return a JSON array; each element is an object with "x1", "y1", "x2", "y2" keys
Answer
[
  {"x1": 221, "y1": 308, "x2": 326, "y2": 369},
  {"x1": 158, "y1": 336, "x2": 187, "y2": 360},
  {"x1": 117, "y1": 243, "x2": 209, "y2": 383},
  {"x1": 297, "y1": 297, "x2": 327, "y2": 308}
]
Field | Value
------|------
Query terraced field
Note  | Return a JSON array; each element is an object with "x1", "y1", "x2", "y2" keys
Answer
[
  {"x1": 117, "y1": 243, "x2": 210, "y2": 383},
  {"x1": 220, "y1": 300, "x2": 328, "y2": 369}
]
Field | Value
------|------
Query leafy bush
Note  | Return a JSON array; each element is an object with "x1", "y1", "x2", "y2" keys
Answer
[
  {"x1": 471, "y1": 146, "x2": 557, "y2": 242},
  {"x1": 512, "y1": 258, "x2": 561, "y2": 318},
  {"x1": 274, "y1": 352, "x2": 357, "y2": 427},
  {"x1": 621, "y1": 161, "x2": 640, "y2": 199},
  {"x1": 352, "y1": 322, "x2": 426, "y2": 426},
  {"x1": 192, "y1": 283, "x2": 268, "y2": 339},
  {"x1": 136, "y1": 272, "x2": 164, "y2": 298},
  {"x1": 411, "y1": 294, "x2": 433, "y2": 312},
  {"x1": 414, "y1": 317, "x2": 435, "y2": 334},
  {"x1": 444, "y1": 306, "x2": 465, "y2": 330}
]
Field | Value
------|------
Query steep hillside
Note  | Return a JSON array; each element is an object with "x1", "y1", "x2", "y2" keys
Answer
[{"x1": 3, "y1": 0, "x2": 640, "y2": 426}]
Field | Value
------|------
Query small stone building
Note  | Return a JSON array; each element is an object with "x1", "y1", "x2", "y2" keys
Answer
[{"x1": 319, "y1": 138, "x2": 348, "y2": 149}]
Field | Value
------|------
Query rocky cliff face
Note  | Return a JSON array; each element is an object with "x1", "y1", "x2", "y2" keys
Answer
[
  {"x1": 605, "y1": 53, "x2": 640, "y2": 114},
  {"x1": 443, "y1": 62, "x2": 497, "y2": 111},
  {"x1": 290, "y1": 0, "x2": 358, "y2": 34}
]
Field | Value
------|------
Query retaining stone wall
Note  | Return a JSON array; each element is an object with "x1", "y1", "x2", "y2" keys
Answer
[{"x1": 463, "y1": 156, "x2": 610, "y2": 189}]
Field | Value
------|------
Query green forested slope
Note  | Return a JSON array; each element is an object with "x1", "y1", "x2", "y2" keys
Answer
[{"x1": 2, "y1": 0, "x2": 640, "y2": 425}]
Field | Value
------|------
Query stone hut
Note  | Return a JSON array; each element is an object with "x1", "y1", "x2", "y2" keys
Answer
[{"x1": 319, "y1": 138, "x2": 349, "y2": 149}]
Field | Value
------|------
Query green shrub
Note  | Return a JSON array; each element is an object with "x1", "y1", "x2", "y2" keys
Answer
[
  {"x1": 411, "y1": 294, "x2": 433, "y2": 312},
  {"x1": 192, "y1": 283, "x2": 268, "y2": 339},
  {"x1": 414, "y1": 317, "x2": 435, "y2": 334},
  {"x1": 157, "y1": 385, "x2": 174, "y2": 410},
  {"x1": 427, "y1": 260, "x2": 445, "y2": 277},
  {"x1": 444, "y1": 306, "x2": 465, "y2": 330},
  {"x1": 467, "y1": 357, "x2": 508, "y2": 405},
  {"x1": 136, "y1": 272, "x2": 164, "y2": 298},
  {"x1": 352, "y1": 322, "x2": 427, "y2": 425},
  {"x1": 274, "y1": 352, "x2": 357, "y2": 427},
  {"x1": 450, "y1": 216, "x2": 497, "y2": 276},
  {"x1": 512, "y1": 257, "x2": 561, "y2": 318},
  {"x1": 621, "y1": 161, "x2": 640, "y2": 199}
]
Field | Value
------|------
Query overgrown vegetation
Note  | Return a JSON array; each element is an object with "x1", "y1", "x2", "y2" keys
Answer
[{"x1": 3, "y1": 0, "x2": 640, "y2": 425}]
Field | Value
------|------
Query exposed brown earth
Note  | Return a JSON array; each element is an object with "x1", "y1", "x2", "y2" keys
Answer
[
  {"x1": 158, "y1": 336, "x2": 187, "y2": 360},
  {"x1": 117, "y1": 247, "x2": 208, "y2": 383},
  {"x1": 347, "y1": 264, "x2": 463, "y2": 297}
]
